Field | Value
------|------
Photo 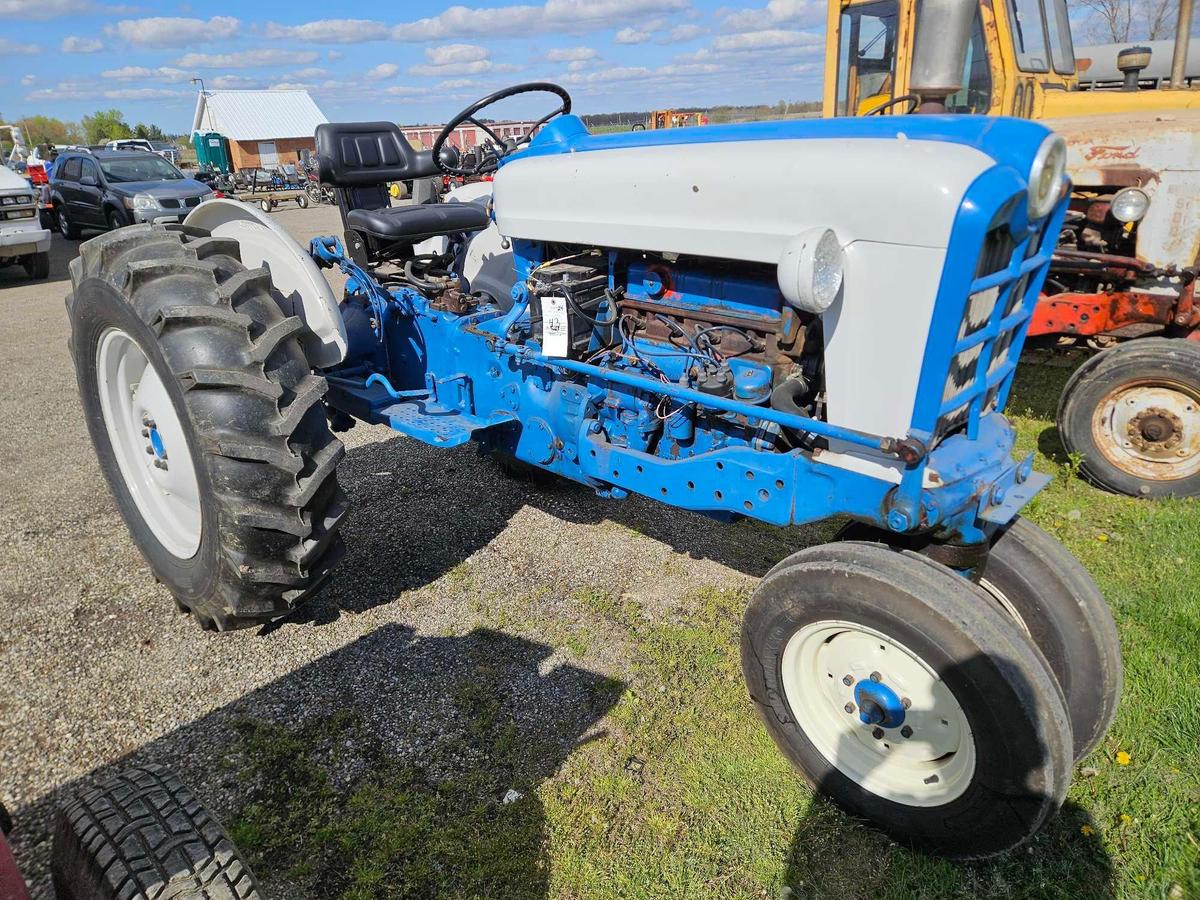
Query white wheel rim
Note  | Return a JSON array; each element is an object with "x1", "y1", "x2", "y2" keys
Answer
[
  {"x1": 780, "y1": 621, "x2": 976, "y2": 807},
  {"x1": 1093, "y1": 381, "x2": 1200, "y2": 482},
  {"x1": 96, "y1": 328, "x2": 203, "y2": 558}
]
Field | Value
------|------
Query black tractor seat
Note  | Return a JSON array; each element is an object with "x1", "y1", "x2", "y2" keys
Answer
[
  {"x1": 315, "y1": 119, "x2": 487, "y2": 264},
  {"x1": 346, "y1": 202, "x2": 490, "y2": 243}
]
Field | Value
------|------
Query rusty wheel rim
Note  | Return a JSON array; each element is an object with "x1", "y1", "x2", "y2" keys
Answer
[{"x1": 1091, "y1": 378, "x2": 1200, "y2": 483}]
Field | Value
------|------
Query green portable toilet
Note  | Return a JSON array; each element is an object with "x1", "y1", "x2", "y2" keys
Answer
[{"x1": 192, "y1": 131, "x2": 232, "y2": 173}]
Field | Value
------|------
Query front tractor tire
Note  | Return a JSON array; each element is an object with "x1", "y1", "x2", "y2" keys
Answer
[
  {"x1": 1058, "y1": 337, "x2": 1200, "y2": 497},
  {"x1": 67, "y1": 223, "x2": 348, "y2": 631},
  {"x1": 741, "y1": 542, "x2": 1073, "y2": 859}
]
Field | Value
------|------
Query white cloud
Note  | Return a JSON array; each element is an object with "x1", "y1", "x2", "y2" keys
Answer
[
  {"x1": 0, "y1": 36, "x2": 41, "y2": 54},
  {"x1": 61, "y1": 36, "x2": 103, "y2": 53},
  {"x1": 105, "y1": 87, "x2": 187, "y2": 100},
  {"x1": 393, "y1": 0, "x2": 688, "y2": 41},
  {"x1": 365, "y1": 62, "x2": 400, "y2": 80},
  {"x1": 207, "y1": 74, "x2": 268, "y2": 89},
  {"x1": 409, "y1": 58, "x2": 497, "y2": 77},
  {"x1": 0, "y1": 0, "x2": 91, "y2": 19},
  {"x1": 563, "y1": 61, "x2": 719, "y2": 85},
  {"x1": 405, "y1": 43, "x2": 516, "y2": 77},
  {"x1": 424, "y1": 43, "x2": 489, "y2": 66},
  {"x1": 384, "y1": 85, "x2": 425, "y2": 96},
  {"x1": 546, "y1": 46, "x2": 597, "y2": 62},
  {"x1": 327, "y1": 50, "x2": 344, "y2": 61},
  {"x1": 566, "y1": 59, "x2": 592, "y2": 72},
  {"x1": 101, "y1": 65, "x2": 191, "y2": 82},
  {"x1": 710, "y1": 29, "x2": 818, "y2": 51},
  {"x1": 176, "y1": 48, "x2": 320, "y2": 69},
  {"x1": 668, "y1": 23, "x2": 704, "y2": 40},
  {"x1": 20, "y1": 74, "x2": 35, "y2": 86},
  {"x1": 26, "y1": 80, "x2": 186, "y2": 102},
  {"x1": 264, "y1": 18, "x2": 386, "y2": 42},
  {"x1": 290, "y1": 67, "x2": 329, "y2": 79},
  {"x1": 105, "y1": 16, "x2": 239, "y2": 47},
  {"x1": 436, "y1": 78, "x2": 477, "y2": 89},
  {"x1": 269, "y1": 81, "x2": 315, "y2": 91},
  {"x1": 722, "y1": 0, "x2": 824, "y2": 33},
  {"x1": 614, "y1": 27, "x2": 652, "y2": 44}
]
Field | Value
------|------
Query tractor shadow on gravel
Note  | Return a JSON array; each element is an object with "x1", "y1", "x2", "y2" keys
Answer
[
  {"x1": 9, "y1": 623, "x2": 623, "y2": 898},
  {"x1": 283, "y1": 433, "x2": 835, "y2": 629}
]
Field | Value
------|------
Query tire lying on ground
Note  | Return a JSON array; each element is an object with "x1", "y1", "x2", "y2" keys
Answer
[
  {"x1": 52, "y1": 764, "x2": 263, "y2": 900},
  {"x1": 67, "y1": 223, "x2": 348, "y2": 631}
]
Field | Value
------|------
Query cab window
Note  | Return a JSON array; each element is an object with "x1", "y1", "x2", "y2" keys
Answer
[
  {"x1": 945, "y1": 9, "x2": 993, "y2": 113},
  {"x1": 1007, "y1": 0, "x2": 1050, "y2": 72},
  {"x1": 836, "y1": 0, "x2": 899, "y2": 116},
  {"x1": 1044, "y1": 0, "x2": 1075, "y2": 74},
  {"x1": 80, "y1": 159, "x2": 99, "y2": 184}
]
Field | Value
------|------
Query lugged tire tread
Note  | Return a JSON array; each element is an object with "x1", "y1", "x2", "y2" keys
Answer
[
  {"x1": 51, "y1": 764, "x2": 263, "y2": 900},
  {"x1": 68, "y1": 224, "x2": 347, "y2": 631}
]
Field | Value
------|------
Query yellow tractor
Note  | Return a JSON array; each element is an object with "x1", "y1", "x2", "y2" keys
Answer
[
  {"x1": 824, "y1": 0, "x2": 1200, "y2": 497},
  {"x1": 633, "y1": 110, "x2": 708, "y2": 130}
]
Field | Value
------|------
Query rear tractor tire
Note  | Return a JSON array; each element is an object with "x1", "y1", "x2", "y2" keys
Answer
[
  {"x1": 67, "y1": 223, "x2": 348, "y2": 630},
  {"x1": 741, "y1": 542, "x2": 1073, "y2": 859},
  {"x1": 52, "y1": 764, "x2": 263, "y2": 899},
  {"x1": 1057, "y1": 337, "x2": 1200, "y2": 497}
]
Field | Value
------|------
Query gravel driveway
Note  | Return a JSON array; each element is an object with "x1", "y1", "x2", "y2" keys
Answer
[{"x1": 0, "y1": 206, "x2": 802, "y2": 897}]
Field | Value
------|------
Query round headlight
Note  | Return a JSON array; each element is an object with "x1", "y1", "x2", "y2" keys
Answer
[
  {"x1": 1110, "y1": 186, "x2": 1150, "y2": 223},
  {"x1": 777, "y1": 227, "x2": 844, "y2": 314},
  {"x1": 1027, "y1": 134, "x2": 1067, "y2": 220}
]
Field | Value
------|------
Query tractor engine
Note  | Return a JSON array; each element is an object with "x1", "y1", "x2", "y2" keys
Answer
[{"x1": 517, "y1": 247, "x2": 821, "y2": 460}]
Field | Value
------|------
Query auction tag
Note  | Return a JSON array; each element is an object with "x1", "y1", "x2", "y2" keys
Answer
[{"x1": 542, "y1": 295, "x2": 569, "y2": 357}]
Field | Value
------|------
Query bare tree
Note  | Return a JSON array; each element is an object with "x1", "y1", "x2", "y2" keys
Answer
[{"x1": 1071, "y1": 0, "x2": 1198, "y2": 43}]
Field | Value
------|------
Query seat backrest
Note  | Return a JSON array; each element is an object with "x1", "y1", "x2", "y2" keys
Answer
[
  {"x1": 314, "y1": 121, "x2": 445, "y2": 265},
  {"x1": 315, "y1": 121, "x2": 432, "y2": 187}
]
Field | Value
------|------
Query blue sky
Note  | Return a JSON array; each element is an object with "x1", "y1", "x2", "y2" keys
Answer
[{"x1": 0, "y1": 0, "x2": 830, "y2": 130}]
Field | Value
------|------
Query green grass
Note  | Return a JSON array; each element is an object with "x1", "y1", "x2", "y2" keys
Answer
[{"x1": 227, "y1": 360, "x2": 1199, "y2": 899}]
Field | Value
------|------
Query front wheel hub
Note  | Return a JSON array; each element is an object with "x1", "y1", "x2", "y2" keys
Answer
[{"x1": 854, "y1": 679, "x2": 906, "y2": 728}]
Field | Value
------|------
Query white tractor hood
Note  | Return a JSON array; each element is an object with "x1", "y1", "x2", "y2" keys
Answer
[{"x1": 492, "y1": 133, "x2": 994, "y2": 261}]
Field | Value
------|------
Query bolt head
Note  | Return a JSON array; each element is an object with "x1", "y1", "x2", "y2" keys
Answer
[
  {"x1": 869, "y1": 671, "x2": 881, "y2": 682},
  {"x1": 842, "y1": 675, "x2": 854, "y2": 686},
  {"x1": 901, "y1": 697, "x2": 912, "y2": 709},
  {"x1": 844, "y1": 703, "x2": 855, "y2": 714},
  {"x1": 900, "y1": 725, "x2": 913, "y2": 738},
  {"x1": 886, "y1": 509, "x2": 910, "y2": 532},
  {"x1": 871, "y1": 727, "x2": 885, "y2": 740}
]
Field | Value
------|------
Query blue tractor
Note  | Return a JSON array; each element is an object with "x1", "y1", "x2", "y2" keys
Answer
[{"x1": 64, "y1": 18, "x2": 1121, "y2": 857}]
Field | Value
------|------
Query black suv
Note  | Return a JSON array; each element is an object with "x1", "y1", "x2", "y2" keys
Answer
[{"x1": 50, "y1": 149, "x2": 213, "y2": 239}]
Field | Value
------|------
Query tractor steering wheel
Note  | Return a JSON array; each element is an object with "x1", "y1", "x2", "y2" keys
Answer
[
  {"x1": 432, "y1": 82, "x2": 572, "y2": 177},
  {"x1": 866, "y1": 94, "x2": 922, "y2": 116}
]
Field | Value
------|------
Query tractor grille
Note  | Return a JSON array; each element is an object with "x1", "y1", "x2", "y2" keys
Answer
[{"x1": 934, "y1": 209, "x2": 1053, "y2": 442}]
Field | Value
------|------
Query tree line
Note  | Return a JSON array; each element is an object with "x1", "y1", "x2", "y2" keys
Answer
[{"x1": 0, "y1": 109, "x2": 176, "y2": 153}]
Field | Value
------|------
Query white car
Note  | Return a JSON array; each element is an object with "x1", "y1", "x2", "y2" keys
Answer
[
  {"x1": 0, "y1": 164, "x2": 50, "y2": 279},
  {"x1": 104, "y1": 139, "x2": 180, "y2": 165}
]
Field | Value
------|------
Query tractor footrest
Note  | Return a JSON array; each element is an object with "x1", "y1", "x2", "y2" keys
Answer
[{"x1": 378, "y1": 400, "x2": 513, "y2": 447}]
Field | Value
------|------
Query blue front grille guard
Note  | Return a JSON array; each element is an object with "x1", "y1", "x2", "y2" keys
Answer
[{"x1": 910, "y1": 168, "x2": 1069, "y2": 444}]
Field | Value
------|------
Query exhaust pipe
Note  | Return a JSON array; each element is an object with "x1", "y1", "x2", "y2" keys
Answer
[
  {"x1": 1171, "y1": 0, "x2": 1194, "y2": 88},
  {"x1": 910, "y1": 0, "x2": 974, "y2": 113}
]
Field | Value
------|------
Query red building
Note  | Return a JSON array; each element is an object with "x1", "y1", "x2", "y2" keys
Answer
[{"x1": 400, "y1": 120, "x2": 542, "y2": 151}]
